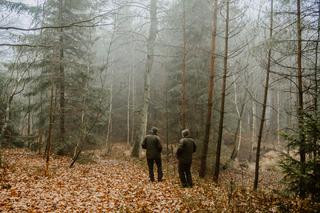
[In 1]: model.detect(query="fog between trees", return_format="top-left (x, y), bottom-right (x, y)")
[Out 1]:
top-left (0, 0), bottom-right (319, 196)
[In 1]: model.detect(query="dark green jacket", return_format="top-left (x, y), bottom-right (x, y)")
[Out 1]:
top-left (176, 137), bottom-right (196, 164)
top-left (142, 134), bottom-right (162, 159)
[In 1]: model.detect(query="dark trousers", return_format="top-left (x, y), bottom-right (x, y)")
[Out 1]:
top-left (147, 158), bottom-right (163, 181)
top-left (178, 162), bottom-right (192, 187)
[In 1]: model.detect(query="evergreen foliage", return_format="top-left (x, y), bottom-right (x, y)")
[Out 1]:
top-left (18, 0), bottom-right (106, 155)
top-left (280, 112), bottom-right (320, 201)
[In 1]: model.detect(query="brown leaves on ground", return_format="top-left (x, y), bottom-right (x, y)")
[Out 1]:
top-left (0, 149), bottom-right (319, 212)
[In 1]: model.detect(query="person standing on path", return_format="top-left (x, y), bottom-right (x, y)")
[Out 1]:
top-left (142, 127), bottom-right (163, 182)
top-left (176, 129), bottom-right (196, 188)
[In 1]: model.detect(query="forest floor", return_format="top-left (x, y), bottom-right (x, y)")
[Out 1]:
top-left (0, 148), bottom-right (319, 212)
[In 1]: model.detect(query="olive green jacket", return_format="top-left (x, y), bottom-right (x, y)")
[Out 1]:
top-left (176, 137), bottom-right (196, 164)
top-left (142, 134), bottom-right (162, 159)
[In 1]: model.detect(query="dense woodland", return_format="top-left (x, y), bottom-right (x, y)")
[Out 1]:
top-left (0, 0), bottom-right (320, 211)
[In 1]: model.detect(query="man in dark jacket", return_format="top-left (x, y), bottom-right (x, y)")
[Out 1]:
top-left (176, 129), bottom-right (196, 188)
top-left (142, 127), bottom-right (163, 182)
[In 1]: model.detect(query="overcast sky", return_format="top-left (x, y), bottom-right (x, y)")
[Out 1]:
top-left (15, 0), bottom-right (42, 6)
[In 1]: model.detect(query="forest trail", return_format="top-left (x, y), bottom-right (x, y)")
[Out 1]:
top-left (0, 149), bottom-right (317, 212)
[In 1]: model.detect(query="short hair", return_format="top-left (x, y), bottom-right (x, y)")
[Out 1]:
top-left (182, 129), bottom-right (190, 137)
top-left (151, 127), bottom-right (158, 134)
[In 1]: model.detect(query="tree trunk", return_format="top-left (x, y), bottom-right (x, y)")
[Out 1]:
top-left (37, 91), bottom-right (44, 154)
top-left (45, 83), bottom-right (54, 176)
top-left (74, 74), bottom-right (88, 159)
top-left (127, 37), bottom-right (135, 146)
top-left (277, 90), bottom-right (280, 146)
top-left (199, 0), bottom-right (218, 178)
top-left (131, 0), bottom-right (158, 158)
top-left (27, 95), bottom-right (31, 137)
top-left (253, 0), bottom-right (273, 191)
top-left (27, 68), bottom-right (32, 148)
top-left (313, 2), bottom-right (320, 198)
top-left (131, 66), bottom-right (135, 145)
top-left (180, 0), bottom-right (187, 129)
top-left (166, 77), bottom-right (169, 173)
top-left (296, 0), bottom-right (306, 197)
top-left (1, 97), bottom-right (12, 136)
top-left (127, 70), bottom-right (131, 146)
top-left (249, 100), bottom-right (256, 162)
top-left (105, 69), bottom-right (113, 154)
top-left (1, 76), bottom-right (20, 136)
top-left (130, 35), bottom-right (136, 145)
top-left (230, 104), bottom-right (245, 161)
top-left (38, 129), bottom-right (43, 154)
top-left (58, 0), bottom-right (65, 147)
top-left (314, 1), bottom-right (319, 114)
top-left (213, 0), bottom-right (229, 183)
top-left (230, 72), bottom-right (247, 161)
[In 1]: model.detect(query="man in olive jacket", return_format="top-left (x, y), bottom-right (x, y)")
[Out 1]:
top-left (176, 129), bottom-right (196, 187)
top-left (142, 127), bottom-right (163, 182)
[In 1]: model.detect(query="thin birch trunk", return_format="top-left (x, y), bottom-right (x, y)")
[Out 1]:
top-left (249, 100), bottom-right (256, 162)
top-left (102, 11), bottom-right (119, 154)
top-left (105, 69), bottom-right (113, 154)
top-left (230, 106), bottom-right (245, 161)
top-left (131, 0), bottom-right (158, 158)
top-left (230, 72), bottom-right (246, 160)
